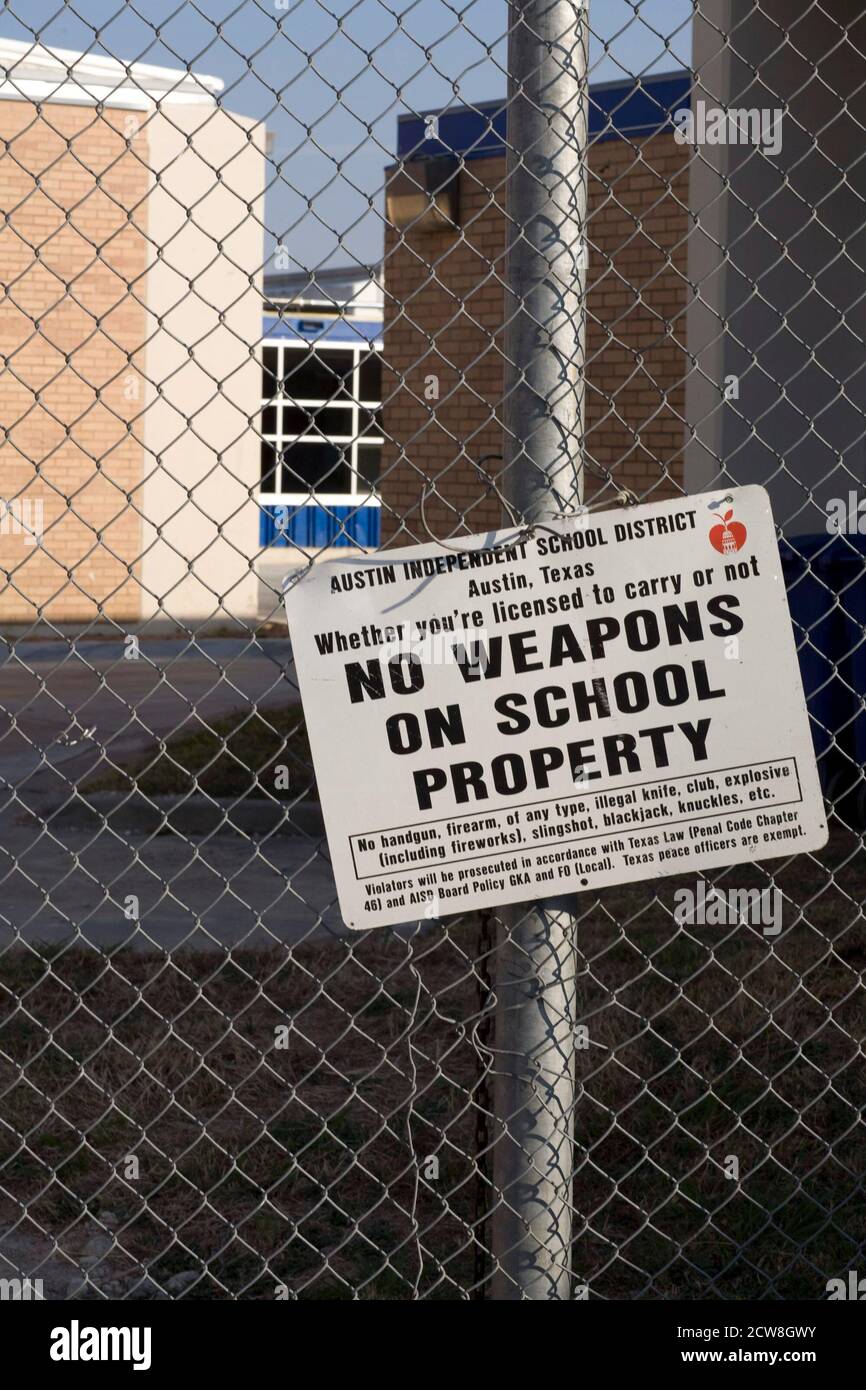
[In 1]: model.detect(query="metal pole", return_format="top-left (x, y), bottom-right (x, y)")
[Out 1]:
top-left (491, 0), bottom-right (589, 1299)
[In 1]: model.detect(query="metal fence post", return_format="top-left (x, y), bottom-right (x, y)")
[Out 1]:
top-left (491, 0), bottom-right (589, 1299)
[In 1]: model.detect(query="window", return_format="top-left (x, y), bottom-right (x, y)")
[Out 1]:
top-left (356, 444), bottom-right (381, 486)
top-left (358, 351), bottom-right (382, 402)
top-left (259, 339), bottom-right (382, 498)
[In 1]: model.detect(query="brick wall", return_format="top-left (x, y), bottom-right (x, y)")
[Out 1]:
top-left (379, 130), bottom-right (690, 544)
top-left (0, 102), bottom-right (149, 622)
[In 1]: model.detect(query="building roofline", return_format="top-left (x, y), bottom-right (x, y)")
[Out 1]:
top-left (395, 69), bottom-right (692, 161)
top-left (0, 37), bottom-right (223, 109)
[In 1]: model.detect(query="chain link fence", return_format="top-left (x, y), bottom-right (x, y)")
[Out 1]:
top-left (0, 0), bottom-right (864, 1300)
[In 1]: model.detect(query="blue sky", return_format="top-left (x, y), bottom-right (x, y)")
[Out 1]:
top-left (0, 0), bottom-right (693, 272)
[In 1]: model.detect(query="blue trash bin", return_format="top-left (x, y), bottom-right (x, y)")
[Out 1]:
top-left (778, 534), bottom-right (855, 807)
top-left (826, 534), bottom-right (866, 824)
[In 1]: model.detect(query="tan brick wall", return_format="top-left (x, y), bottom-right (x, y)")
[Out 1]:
top-left (0, 101), bottom-right (148, 622)
top-left (379, 130), bottom-right (689, 544)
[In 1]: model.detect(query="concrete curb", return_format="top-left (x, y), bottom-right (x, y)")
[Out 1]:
top-left (0, 637), bottom-right (293, 668)
top-left (25, 792), bottom-right (325, 837)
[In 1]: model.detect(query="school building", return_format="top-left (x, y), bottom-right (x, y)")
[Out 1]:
top-left (255, 72), bottom-right (694, 583)
top-left (0, 56), bottom-right (717, 624)
top-left (0, 38), bottom-right (265, 626)
top-left (377, 72), bottom-right (692, 545)
top-left (3, 33), bottom-right (860, 630)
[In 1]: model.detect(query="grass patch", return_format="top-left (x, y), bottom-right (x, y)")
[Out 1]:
top-left (85, 704), bottom-right (313, 801)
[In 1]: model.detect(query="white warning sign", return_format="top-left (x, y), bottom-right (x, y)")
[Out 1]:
top-left (285, 485), bottom-right (828, 929)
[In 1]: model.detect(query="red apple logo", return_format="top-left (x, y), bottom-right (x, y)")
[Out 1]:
top-left (709, 508), bottom-right (747, 554)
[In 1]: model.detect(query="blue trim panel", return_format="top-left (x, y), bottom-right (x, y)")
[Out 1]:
top-left (396, 70), bottom-right (692, 162)
top-left (260, 502), bottom-right (381, 548)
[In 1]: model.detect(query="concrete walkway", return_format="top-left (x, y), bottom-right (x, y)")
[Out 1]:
top-left (0, 820), bottom-right (348, 950)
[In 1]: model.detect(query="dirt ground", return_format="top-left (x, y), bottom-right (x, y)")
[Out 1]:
top-left (0, 825), bottom-right (862, 1300)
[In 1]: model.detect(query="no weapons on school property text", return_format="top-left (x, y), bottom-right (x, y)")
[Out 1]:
top-left (285, 485), bottom-right (828, 930)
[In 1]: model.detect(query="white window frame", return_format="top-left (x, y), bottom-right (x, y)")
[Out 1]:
top-left (257, 336), bottom-right (383, 506)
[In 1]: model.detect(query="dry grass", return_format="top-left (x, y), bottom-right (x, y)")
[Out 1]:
top-left (85, 705), bottom-right (312, 801)
top-left (0, 827), bottom-right (863, 1300)
top-left (0, 932), bottom-right (486, 1299)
